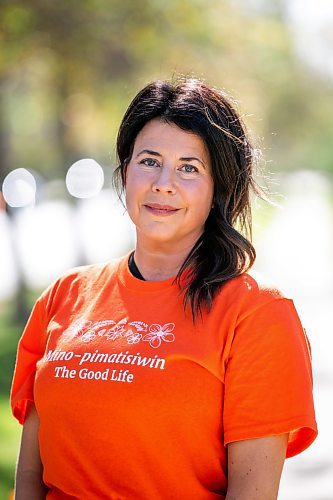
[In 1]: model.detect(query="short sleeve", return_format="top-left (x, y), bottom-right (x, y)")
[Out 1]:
top-left (10, 297), bottom-right (47, 424)
top-left (223, 297), bottom-right (317, 458)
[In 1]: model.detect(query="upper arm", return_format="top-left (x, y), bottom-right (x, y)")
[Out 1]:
top-left (16, 403), bottom-right (43, 476)
top-left (226, 434), bottom-right (288, 500)
top-left (15, 403), bottom-right (48, 499)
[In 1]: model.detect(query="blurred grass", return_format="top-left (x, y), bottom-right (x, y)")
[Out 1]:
top-left (0, 289), bottom-right (43, 498)
top-left (0, 302), bottom-right (23, 500)
top-left (0, 396), bottom-right (20, 500)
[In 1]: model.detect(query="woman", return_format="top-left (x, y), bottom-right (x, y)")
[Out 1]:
top-left (11, 78), bottom-right (317, 499)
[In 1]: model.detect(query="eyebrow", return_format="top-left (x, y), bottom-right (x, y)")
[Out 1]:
top-left (136, 149), bottom-right (207, 168)
top-left (136, 149), bottom-right (162, 158)
top-left (180, 156), bottom-right (206, 168)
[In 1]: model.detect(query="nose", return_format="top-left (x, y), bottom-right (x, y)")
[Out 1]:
top-left (151, 165), bottom-right (176, 194)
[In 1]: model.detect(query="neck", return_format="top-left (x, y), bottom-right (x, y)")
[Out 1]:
top-left (134, 240), bottom-right (196, 281)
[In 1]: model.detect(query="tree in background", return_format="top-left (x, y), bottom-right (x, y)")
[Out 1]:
top-left (1, 0), bottom-right (332, 184)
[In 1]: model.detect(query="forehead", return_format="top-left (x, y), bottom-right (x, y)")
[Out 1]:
top-left (133, 119), bottom-right (210, 160)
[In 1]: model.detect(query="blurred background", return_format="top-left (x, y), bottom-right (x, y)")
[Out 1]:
top-left (0, 0), bottom-right (332, 498)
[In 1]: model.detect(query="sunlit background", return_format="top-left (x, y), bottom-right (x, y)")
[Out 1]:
top-left (0, 1), bottom-right (332, 498)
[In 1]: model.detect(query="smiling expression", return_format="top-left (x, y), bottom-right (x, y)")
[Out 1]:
top-left (125, 119), bottom-right (214, 249)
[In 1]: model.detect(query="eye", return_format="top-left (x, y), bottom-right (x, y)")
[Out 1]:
top-left (179, 164), bottom-right (198, 174)
top-left (140, 158), bottom-right (160, 168)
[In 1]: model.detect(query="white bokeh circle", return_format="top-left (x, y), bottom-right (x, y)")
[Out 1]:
top-left (2, 168), bottom-right (37, 207)
top-left (66, 159), bottom-right (104, 198)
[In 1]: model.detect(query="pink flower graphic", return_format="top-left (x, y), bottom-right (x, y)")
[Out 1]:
top-left (142, 323), bottom-right (175, 348)
top-left (97, 329), bottom-right (107, 337)
top-left (81, 330), bottom-right (96, 343)
top-left (66, 319), bottom-right (92, 339)
top-left (105, 324), bottom-right (126, 340)
top-left (126, 331), bottom-right (143, 344)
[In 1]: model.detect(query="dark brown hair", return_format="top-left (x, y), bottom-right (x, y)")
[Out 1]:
top-left (114, 78), bottom-right (260, 319)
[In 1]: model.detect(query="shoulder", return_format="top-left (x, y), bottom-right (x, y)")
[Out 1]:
top-left (215, 269), bottom-right (292, 320)
top-left (229, 269), bottom-right (287, 299)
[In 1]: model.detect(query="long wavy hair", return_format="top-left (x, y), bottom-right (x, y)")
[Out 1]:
top-left (113, 78), bottom-right (261, 320)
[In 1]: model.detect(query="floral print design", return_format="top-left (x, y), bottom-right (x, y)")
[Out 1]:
top-left (65, 319), bottom-right (93, 340)
top-left (142, 323), bottom-right (175, 349)
top-left (69, 317), bottom-right (175, 348)
top-left (125, 330), bottom-right (143, 344)
top-left (105, 324), bottom-right (126, 341)
top-left (81, 330), bottom-right (96, 343)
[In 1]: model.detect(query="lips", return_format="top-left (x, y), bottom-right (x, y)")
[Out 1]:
top-left (145, 203), bottom-right (178, 210)
top-left (143, 203), bottom-right (180, 215)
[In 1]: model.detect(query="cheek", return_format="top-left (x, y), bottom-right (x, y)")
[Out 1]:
top-left (125, 189), bottom-right (138, 227)
top-left (186, 191), bottom-right (213, 225)
top-left (125, 185), bottom-right (136, 214)
top-left (188, 180), bottom-right (213, 210)
top-left (125, 170), bottom-right (137, 201)
top-left (125, 171), bottom-right (146, 216)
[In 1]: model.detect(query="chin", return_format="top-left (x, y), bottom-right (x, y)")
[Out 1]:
top-left (145, 233), bottom-right (179, 244)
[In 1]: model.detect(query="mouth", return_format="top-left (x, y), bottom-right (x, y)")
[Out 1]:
top-left (143, 203), bottom-right (180, 216)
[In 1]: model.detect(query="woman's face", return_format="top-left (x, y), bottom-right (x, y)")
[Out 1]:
top-left (125, 118), bottom-right (214, 250)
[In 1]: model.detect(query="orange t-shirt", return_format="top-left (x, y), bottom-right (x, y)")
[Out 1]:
top-left (11, 254), bottom-right (317, 499)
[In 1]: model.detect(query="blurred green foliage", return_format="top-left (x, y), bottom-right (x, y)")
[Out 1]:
top-left (0, 293), bottom-right (41, 499)
top-left (1, 0), bottom-right (332, 184)
top-left (0, 397), bottom-right (20, 499)
top-left (0, 303), bottom-right (21, 499)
